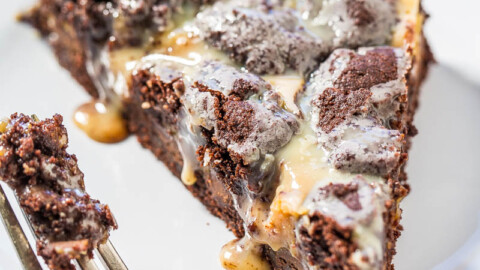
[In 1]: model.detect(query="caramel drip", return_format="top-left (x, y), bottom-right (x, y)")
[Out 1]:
top-left (263, 75), bottom-right (304, 115)
top-left (220, 238), bottom-right (271, 270)
top-left (161, 31), bottom-right (204, 58)
top-left (73, 100), bottom-right (129, 143)
top-left (392, 0), bottom-right (423, 51)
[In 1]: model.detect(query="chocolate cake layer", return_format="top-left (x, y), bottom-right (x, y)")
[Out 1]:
top-left (0, 114), bottom-right (117, 270)
top-left (21, 0), bottom-right (432, 269)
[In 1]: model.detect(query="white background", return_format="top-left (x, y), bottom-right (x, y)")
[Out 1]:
top-left (1, 0), bottom-right (480, 269)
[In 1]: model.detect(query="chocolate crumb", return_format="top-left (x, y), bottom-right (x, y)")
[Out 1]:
top-left (297, 212), bottom-right (358, 269)
top-left (130, 68), bottom-right (183, 129)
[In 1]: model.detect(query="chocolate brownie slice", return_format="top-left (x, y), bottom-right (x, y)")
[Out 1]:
top-left (20, 0), bottom-right (433, 269)
top-left (0, 114), bottom-right (117, 270)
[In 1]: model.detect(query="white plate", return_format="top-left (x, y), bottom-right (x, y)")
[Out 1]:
top-left (1, 1), bottom-right (480, 269)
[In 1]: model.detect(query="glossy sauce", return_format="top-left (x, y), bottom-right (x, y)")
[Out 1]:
top-left (263, 75), bottom-right (304, 115)
top-left (220, 238), bottom-right (271, 270)
top-left (73, 100), bottom-right (129, 143)
top-left (0, 120), bottom-right (7, 134)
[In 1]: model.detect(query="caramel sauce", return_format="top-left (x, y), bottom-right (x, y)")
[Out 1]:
top-left (1, 120), bottom-right (11, 156)
top-left (161, 31), bottom-right (204, 58)
top-left (392, 0), bottom-right (422, 50)
top-left (220, 238), bottom-right (271, 270)
top-left (271, 125), bottom-right (329, 216)
top-left (109, 22), bottom-right (232, 81)
top-left (108, 31), bottom-right (208, 82)
top-left (73, 100), bottom-right (129, 144)
top-left (148, 27), bottom-right (232, 68)
top-left (263, 75), bottom-right (304, 114)
top-left (179, 147), bottom-right (197, 185)
top-left (235, 125), bottom-right (329, 253)
top-left (0, 120), bottom-right (7, 133)
top-left (109, 48), bottom-right (146, 85)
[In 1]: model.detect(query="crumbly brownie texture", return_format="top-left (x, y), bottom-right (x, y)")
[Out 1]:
top-left (21, 0), bottom-right (433, 269)
top-left (297, 214), bottom-right (357, 268)
top-left (0, 114), bottom-right (117, 270)
top-left (20, 0), bottom-right (99, 97)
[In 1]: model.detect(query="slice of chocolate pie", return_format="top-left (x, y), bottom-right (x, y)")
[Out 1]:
top-left (0, 114), bottom-right (117, 270)
top-left (20, 0), bottom-right (432, 269)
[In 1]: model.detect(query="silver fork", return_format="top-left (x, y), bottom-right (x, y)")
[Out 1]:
top-left (0, 185), bottom-right (128, 270)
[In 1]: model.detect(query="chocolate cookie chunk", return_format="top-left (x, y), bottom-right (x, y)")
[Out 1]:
top-left (195, 2), bottom-right (327, 75)
top-left (306, 47), bottom-right (410, 175)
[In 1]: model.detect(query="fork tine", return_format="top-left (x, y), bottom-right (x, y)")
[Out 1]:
top-left (0, 184), bottom-right (42, 270)
top-left (97, 240), bottom-right (128, 270)
top-left (77, 256), bottom-right (100, 270)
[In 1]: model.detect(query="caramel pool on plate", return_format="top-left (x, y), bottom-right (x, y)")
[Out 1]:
top-left (73, 100), bottom-right (129, 144)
